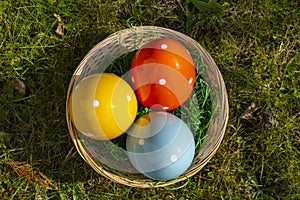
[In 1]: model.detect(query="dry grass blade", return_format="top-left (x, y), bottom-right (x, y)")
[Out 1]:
top-left (54, 13), bottom-right (64, 35)
top-left (7, 79), bottom-right (26, 94)
top-left (240, 102), bottom-right (260, 120)
top-left (6, 161), bottom-right (58, 190)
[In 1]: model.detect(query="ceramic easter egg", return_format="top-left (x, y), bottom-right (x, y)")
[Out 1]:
top-left (130, 38), bottom-right (196, 111)
top-left (69, 73), bottom-right (137, 140)
top-left (126, 112), bottom-right (195, 180)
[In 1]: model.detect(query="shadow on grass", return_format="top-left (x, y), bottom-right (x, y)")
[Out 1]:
top-left (0, 22), bottom-right (112, 187)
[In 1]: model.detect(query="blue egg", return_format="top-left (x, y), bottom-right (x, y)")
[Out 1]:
top-left (126, 111), bottom-right (195, 180)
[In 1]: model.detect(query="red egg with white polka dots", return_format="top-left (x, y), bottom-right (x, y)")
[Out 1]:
top-left (130, 38), bottom-right (196, 111)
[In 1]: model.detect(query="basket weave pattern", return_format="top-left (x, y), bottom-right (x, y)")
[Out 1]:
top-left (66, 26), bottom-right (228, 188)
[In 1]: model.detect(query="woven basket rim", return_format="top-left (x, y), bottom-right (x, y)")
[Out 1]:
top-left (65, 26), bottom-right (229, 188)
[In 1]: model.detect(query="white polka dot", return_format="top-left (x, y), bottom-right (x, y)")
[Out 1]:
top-left (170, 154), bottom-right (178, 162)
top-left (111, 104), bottom-right (115, 108)
top-left (161, 44), bottom-right (168, 49)
top-left (126, 94), bottom-right (131, 101)
top-left (159, 78), bottom-right (166, 85)
top-left (188, 77), bottom-right (193, 84)
top-left (87, 133), bottom-right (94, 137)
top-left (138, 139), bottom-right (144, 145)
top-left (175, 62), bottom-right (179, 67)
top-left (92, 100), bottom-right (100, 107)
top-left (163, 106), bottom-right (169, 110)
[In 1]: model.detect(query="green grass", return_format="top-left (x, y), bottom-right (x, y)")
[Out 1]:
top-left (1, 0), bottom-right (299, 199)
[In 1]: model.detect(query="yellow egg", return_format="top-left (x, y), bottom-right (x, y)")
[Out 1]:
top-left (69, 73), bottom-right (137, 140)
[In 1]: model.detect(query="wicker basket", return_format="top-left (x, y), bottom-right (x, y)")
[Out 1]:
top-left (66, 26), bottom-right (229, 188)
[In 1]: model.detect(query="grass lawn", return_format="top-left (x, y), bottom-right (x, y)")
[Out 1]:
top-left (0, 0), bottom-right (299, 199)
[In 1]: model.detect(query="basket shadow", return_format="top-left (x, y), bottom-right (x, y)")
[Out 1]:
top-left (0, 27), bottom-right (116, 186)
